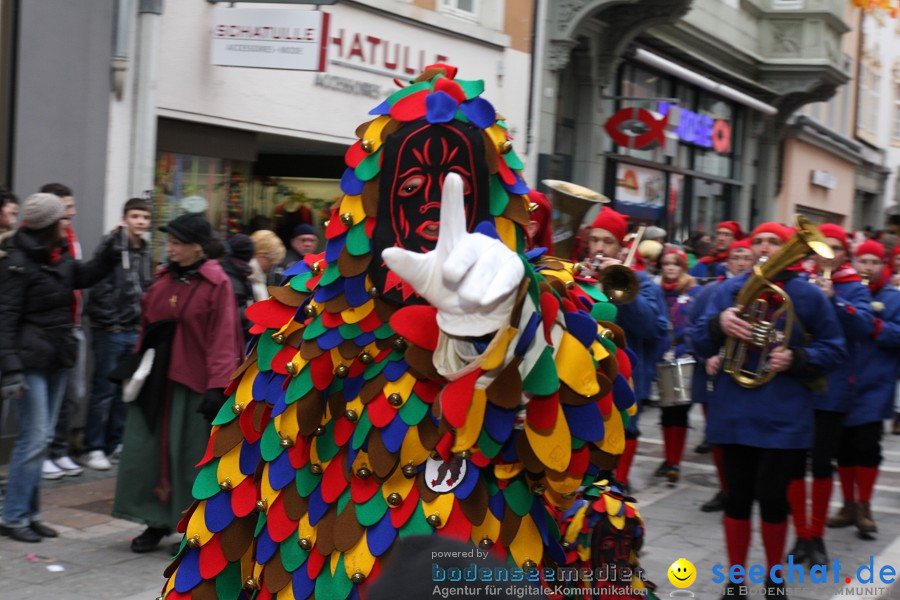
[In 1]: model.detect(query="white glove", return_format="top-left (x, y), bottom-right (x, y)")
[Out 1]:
top-left (381, 173), bottom-right (525, 337)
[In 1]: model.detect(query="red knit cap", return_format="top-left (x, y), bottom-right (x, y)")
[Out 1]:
top-left (716, 221), bottom-right (744, 240)
top-left (728, 238), bottom-right (751, 253)
top-left (818, 224), bottom-right (849, 252)
top-left (589, 207), bottom-right (628, 245)
top-left (750, 222), bottom-right (790, 243)
top-left (661, 247), bottom-right (688, 269)
top-left (855, 240), bottom-right (885, 260)
top-left (891, 244), bottom-right (900, 259)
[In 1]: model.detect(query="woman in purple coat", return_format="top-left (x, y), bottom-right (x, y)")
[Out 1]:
top-left (112, 213), bottom-right (244, 553)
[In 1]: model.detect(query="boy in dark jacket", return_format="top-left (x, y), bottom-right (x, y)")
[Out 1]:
top-left (82, 198), bottom-right (153, 470)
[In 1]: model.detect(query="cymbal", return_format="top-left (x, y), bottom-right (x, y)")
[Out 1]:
top-left (541, 179), bottom-right (610, 204)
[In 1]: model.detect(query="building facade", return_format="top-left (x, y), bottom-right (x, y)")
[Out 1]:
top-left (531, 0), bottom-right (851, 244)
top-left (104, 0), bottom-right (536, 259)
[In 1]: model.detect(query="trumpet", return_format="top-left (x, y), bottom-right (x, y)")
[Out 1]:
top-left (722, 215), bottom-right (834, 388)
top-left (578, 226), bottom-right (644, 305)
top-left (809, 265), bottom-right (832, 290)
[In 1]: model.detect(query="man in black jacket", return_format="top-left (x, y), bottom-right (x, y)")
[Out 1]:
top-left (82, 198), bottom-right (153, 471)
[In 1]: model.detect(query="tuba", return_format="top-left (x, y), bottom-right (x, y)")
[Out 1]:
top-left (722, 215), bottom-right (834, 388)
top-left (542, 179), bottom-right (640, 304)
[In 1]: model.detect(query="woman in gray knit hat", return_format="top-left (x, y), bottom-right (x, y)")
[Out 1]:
top-left (0, 193), bottom-right (120, 543)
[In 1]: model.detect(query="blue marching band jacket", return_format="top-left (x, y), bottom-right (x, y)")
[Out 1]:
top-left (690, 273), bottom-right (845, 449)
top-left (845, 283), bottom-right (900, 427)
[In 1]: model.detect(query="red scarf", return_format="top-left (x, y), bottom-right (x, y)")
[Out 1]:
top-left (830, 262), bottom-right (862, 284)
top-left (699, 251), bottom-right (728, 264)
top-left (868, 266), bottom-right (893, 294)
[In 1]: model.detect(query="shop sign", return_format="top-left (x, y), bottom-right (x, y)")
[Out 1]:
top-left (810, 169), bottom-right (837, 190)
top-left (329, 28), bottom-right (449, 78)
top-left (211, 8), bottom-right (329, 71)
top-left (313, 74), bottom-right (389, 99)
top-left (658, 102), bottom-right (732, 154)
top-left (603, 107), bottom-right (679, 156)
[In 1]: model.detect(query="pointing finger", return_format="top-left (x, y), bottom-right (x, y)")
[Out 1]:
top-left (435, 173), bottom-right (467, 257)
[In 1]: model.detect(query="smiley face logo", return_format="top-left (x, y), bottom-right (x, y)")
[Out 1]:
top-left (667, 558), bottom-right (696, 588)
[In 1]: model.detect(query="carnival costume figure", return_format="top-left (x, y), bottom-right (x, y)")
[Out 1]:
top-left (160, 65), bottom-right (653, 600)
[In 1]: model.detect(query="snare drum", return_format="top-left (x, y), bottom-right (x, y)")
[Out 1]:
top-left (656, 357), bottom-right (695, 407)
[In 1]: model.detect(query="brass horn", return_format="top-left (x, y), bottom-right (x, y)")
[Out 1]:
top-left (722, 215), bottom-right (834, 388)
top-left (541, 179), bottom-right (609, 260)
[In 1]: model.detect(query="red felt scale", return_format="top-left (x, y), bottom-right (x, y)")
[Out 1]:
top-left (350, 470), bottom-right (380, 503)
top-left (246, 298), bottom-right (297, 330)
top-left (270, 346), bottom-right (299, 376)
top-left (365, 394), bottom-right (396, 428)
top-left (288, 439), bottom-right (311, 469)
top-left (567, 446), bottom-right (589, 475)
top-left (389, 90), bottom-right (428, 121)
top-left (231, 476), bottom-right (258, 517)
top-left (439, 368), bottom-right (481, 429)
top-left (320, 454), bottom-right (349, 503)
top-left (344, 140), bottom-right (367, 169)
top-left (525, 393), bottom-right (559, 430)
top-left (306, 546), bottom-right (327, 579)
top-left (389, 485), bottom-right (420, 528)
top-left (389, 306), bottom-right (440, 352)
top-left (440, 498), bottom-right (472, 541)
top-left (333, 416), bottom-right (355, 447)
top-left (265, 494), bottom-right (296, 543)
top-left (195, 433), bottom-right (217, 467)
top-left (239, 404), bottom-right (264, 444)
top-left (199, 533), bottom-right (228, 579)
top-left (539, 292), bottom-right (559, 345)
top-left (310, 354), bottom-right (336, 391)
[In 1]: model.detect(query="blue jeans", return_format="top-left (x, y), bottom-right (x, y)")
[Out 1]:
top-left (83, 328), bottom-right (138, 453)
top-left (2, 368), bottom-right (70, 527)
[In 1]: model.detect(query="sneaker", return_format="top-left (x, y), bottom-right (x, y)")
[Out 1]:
top-left (109, 444), bottom-right (123, 464)
top-left (52, 455), bottom-right (83, 477)
top-left (85, 450), bottom-right (111, 471)
top-left (41, 459), bottom-right (64, 480)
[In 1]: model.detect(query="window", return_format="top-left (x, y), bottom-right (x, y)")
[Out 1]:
top-left (441, 0), bottom-right (478, 19)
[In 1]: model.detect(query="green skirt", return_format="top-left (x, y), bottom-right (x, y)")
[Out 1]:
top-left (112, 383), bottom-right (210, 531)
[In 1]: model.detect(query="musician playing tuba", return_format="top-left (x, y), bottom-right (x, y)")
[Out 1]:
top-left (787, 224), bottom-right (873, 568)
top-left (690, 221), bottom-right (845, 599)
top-left (581, 207), bottom-right (668, 492)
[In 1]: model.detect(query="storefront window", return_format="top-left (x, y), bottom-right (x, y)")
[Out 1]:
top-left (608, 61), bottom-right (744, 231)
top-left (617, 63), bottom-right (673, 164)
top-left (153, 151), bottom-right (340, 263)
top-left (689, 179), bottom-right (729, 233)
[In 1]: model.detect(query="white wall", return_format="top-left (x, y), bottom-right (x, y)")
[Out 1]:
top-left (151, 2), bottom-right (530, 160)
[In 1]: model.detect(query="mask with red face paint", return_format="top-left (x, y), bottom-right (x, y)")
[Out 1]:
top-left (372, 119), bottom-right (490, 304)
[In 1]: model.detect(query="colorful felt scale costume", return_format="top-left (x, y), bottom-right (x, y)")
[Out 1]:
top-left (160, 65), bottom-right (653, 600)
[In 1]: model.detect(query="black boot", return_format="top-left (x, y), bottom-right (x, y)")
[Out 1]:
top-left (808, 537), bottom-right (828, 567)
top-left (701, 491), bottom-right (726, 512)
top-left (654, 460), bottom-right (670, 478)
top-left (786, 537), bottom-right (810, 566)
top-left (764, 576), bottom-right (787, 599)
top-left (130, 526), bottom-right (170, 553)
